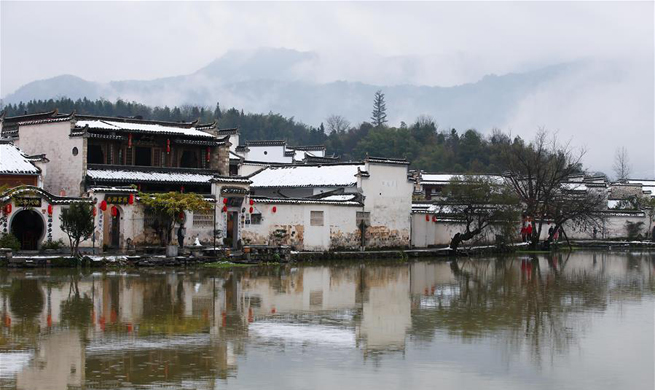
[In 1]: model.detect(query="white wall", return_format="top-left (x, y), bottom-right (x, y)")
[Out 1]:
top-left (15, 121), bottom-right (85, 197)
top-left (245, 145), bottom-right (292, 163)
top-left (241, 202), bottom-right (362, 251)
top-left (360, 162), bottom-right (414, 248)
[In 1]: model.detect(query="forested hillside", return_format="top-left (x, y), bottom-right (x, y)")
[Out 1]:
top-left (2, 97), bottom-right (515, 173)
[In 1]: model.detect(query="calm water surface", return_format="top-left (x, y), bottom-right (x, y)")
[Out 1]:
top-left (0, 252), bottom-right (653, 390)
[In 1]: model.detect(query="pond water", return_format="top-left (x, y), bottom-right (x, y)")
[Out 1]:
top-left (0, 252), bottom-right (653, 390)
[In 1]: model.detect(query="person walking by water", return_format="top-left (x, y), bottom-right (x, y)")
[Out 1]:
top-left (178, 222), bottom-right (186, 248)
top-left (525, 223), bottom-right (533, 243)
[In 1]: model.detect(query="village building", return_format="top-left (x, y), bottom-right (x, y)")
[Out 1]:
top-left (241, 157), bottom-right (414, 250)
top-left (0, 141), bottom-right (90, 250)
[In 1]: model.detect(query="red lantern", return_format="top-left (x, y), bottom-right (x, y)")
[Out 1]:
top-left (222, 205), bottom-right (227, 212)
top-left (100, 200), bottom-right (107, 211)
top-left (249, 206), bottom-right (253, 213)
top-left (4, 204), bottom-right (11, 214)
top-left (93, 207), bottom-right (97, 216)
top-left (249, 199), bottom-right (254, 206)
top-left (222, 198), bottom-right (228, 204)
top-left (128, 133), bottom-right (133, 148)
top-left (206, 147), bottom-right (211, 163)
top-left (180, 186), bottom-right (185, 193)
top-left (47, 204), bottom-right (53, 215)
top-left (272, 206), bottom-right (277, 213)
top-left (111, 206), bottom-right (118, 217)
top-left (128, 194), bottom-right (134, 205)
top-left (432, 215), bottom-right (437, 222)
top-left (166, 139), bottom-right (171, 154)
top-left (178, 211), bottom-right (185, 220)
top-left (425, 214), bottom-right (430, 222)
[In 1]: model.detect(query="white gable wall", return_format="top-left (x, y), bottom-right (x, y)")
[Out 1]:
top-left (246, 145), bottom-right (292, 163)
top-left (360, 162), bottom-right (413, 248)
top-left (14, 121), bottom-right (85, 196)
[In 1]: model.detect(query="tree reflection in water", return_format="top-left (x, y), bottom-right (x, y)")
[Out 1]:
top-left (0, 253), bottom-right (652, 389)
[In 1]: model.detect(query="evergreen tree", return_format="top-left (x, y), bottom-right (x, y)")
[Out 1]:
top-left (371, 90), bottom-right (388, 128)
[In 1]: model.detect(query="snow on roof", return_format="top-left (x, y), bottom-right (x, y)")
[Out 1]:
top-left (76, 119), bottom-right (214, 138)
top-left (420, 173), bottom-right (505, 185)
top-left (627, 179), bottom-right (655, 197)
top-left (0, 143), bottom-right (40, 175)
top-left (87, 169), bottom-right (214, 184)
top-left (249, 164), bottom-right (364, 188)
top-left (320, 194), bottom-right (358, 201)
top-left (561, 182), bottom-right (588, 191)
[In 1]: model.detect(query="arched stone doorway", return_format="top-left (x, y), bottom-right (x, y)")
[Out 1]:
top-left (11, 209), bottom-right (44, 250)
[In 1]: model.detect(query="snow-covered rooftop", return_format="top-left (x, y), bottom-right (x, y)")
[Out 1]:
top-left (76, 119), bottom-right (215, 138)
top-left (249, 164), bottom-right (364, 188)
top-left (420, 173), bottom-right (505, 185)
top-left (0, 143), bottom-right (40, 175)
top-left (320, 194), bottom-right (358, 201)
top-left (627, 179), bottom-right (655, 197)
top-left (87, 169), bottom-right (214, 184)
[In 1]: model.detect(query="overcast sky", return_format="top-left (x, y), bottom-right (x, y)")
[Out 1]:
top-left (1, 1), bottom-right (653, 177)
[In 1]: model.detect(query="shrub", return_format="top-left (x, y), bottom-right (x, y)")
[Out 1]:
top-left (41, 239), bottom-right (65, 250)
top-left (0, 233), bottom-right (20, 251)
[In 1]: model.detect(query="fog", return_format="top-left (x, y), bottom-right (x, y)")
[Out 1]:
top-left (1, 1), bottom-right (653, 177)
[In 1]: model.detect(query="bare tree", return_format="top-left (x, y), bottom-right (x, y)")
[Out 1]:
top-left (326, 115), bottom-right (350, 134)
top-left (442, 175), bottom-right (520, 253)
top-left (500, 130), bottom-right (604, 247)
top-left (613, 146), bottom-right (631, 182)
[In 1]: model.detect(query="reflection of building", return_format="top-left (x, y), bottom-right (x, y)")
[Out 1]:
top-left (16, 330), bottom-right (84, 390)
top-left (357, 266), bottom-right (411, 352)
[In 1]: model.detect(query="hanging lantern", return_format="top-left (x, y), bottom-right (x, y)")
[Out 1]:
top-left (166, 139), bottom-right (171, 154)
top-left (4, 204), bottom-right (11, 214)
top-left (222, 198), bottom-right (228, 204)
top-left (100, 200), bottom-right (107, 211)
top-left (128, 194), bottom-right (134, 205)
top-left (249, 199), bottom-right (254, 206)
top-left (249, 206), bottom-right (254, 213)
top-left (272, 206), bottom-right (277, 213)
top-left (432, 215), bottom-right (437, 222)
top-left (93, 207), bottom-right (97, 216)
top-left (111, 206), bottom-right (118, 217)
top-left (425, 214), bottom-right (430, 222)
top-left (128, 133), bottom-right (133, 148)
top-left (222, 205), bottom-right (227, 212)
top-left (47, 204), bottom-right (53, 215)
top-left (206, 147), bottom-right (211, 163)
top-left (180, 186), bottom-right (185, 193)
top-left (178, 211), bottom-right (185, 220)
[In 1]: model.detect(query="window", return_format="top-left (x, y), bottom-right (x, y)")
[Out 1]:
top-left (309, 290), bottom-right (323, 306)
top-left (72, 147), bottom-right (78, 156)
top-left (87, 144), bottom-right (104, 164)
top-left (153, 148), bottom-right (163, 167)
top-left (250, 213), bottom-right (262, 225)
top-left (310, 211), bottom-right (324, 226)
top-left (193, 209), bottom-right (213, 228)
top-left (180, 150), bottom-right (199, 168)
top-left (135, 147), bottom-right (152, 166)
top-left (356, 211), bottom-right (370, 227)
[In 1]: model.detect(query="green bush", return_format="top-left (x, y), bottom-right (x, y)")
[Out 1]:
top-left (0, 233), bottom-right (21, 251)
top-left (41, 239), bottom-right (65, 250)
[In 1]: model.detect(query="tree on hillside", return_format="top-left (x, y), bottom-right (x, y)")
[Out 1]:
top-left (371, 90), bottom-right (388, 128)
top-left (499, 130), bottom-right (603, 247)
top-left (442, 176), bottom-right (520, 253)
top-left (613, 146), bottom-right (631, 182)
top-left (60, 202), bottom-right (95, 257)
top-left (326, 114), bottom-right (350, 134)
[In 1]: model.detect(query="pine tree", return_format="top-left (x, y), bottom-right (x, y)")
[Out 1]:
top-left (371, 90), bottom-right (388, 127)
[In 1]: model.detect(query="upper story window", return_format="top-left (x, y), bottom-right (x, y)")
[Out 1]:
top-left (135, 147), bottom-right (152, 166)
top-left (88, 144), bottom-right (104, 164)
top-left (180, 150), bottom-right (199, 168)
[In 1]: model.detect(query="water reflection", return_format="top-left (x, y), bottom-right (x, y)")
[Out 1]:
top-left (1, 252), bottom-right (653, 390)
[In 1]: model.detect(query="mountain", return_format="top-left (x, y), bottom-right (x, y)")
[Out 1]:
top-left (3, 48), bottom-right (574, 130)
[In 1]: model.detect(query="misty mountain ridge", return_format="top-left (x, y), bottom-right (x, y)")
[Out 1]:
top-left (3, 48), bottom-right (579, 130)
